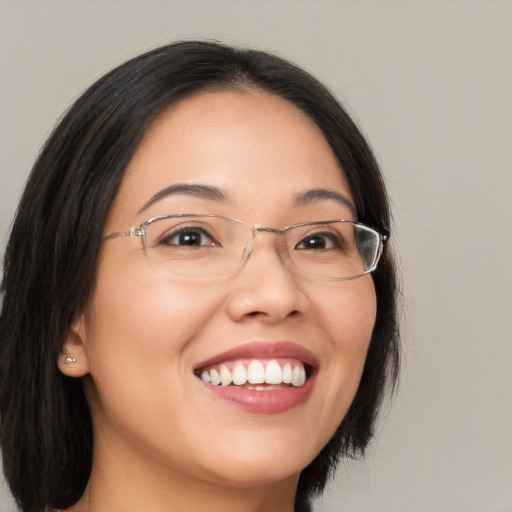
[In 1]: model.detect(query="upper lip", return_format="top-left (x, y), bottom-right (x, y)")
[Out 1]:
top-left (193, 341), bottom-right (320, 371)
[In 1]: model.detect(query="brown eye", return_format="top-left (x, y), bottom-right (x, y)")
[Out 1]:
top-left (161, 227), bottom-right (218, 247)
top-left (295, 232), bottom-right (343, 251)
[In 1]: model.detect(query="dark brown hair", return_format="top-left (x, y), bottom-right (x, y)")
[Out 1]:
top-left (0, 40), bottom-right (399, 512)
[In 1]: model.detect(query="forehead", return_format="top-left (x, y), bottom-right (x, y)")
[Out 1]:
top-left (107, 89), bottom-right (354, 227)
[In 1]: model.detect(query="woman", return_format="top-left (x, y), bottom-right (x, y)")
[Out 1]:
top-left (0, 41), bottom-right (399, 512)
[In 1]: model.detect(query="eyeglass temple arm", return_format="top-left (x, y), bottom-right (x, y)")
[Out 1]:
top-left (103, 227), bottom-right (144, 242)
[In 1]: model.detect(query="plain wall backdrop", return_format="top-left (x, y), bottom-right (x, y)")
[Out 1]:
top-left (0, 1), bottom-right (511, 511)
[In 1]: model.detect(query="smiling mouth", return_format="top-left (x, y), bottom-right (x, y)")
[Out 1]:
top-left (193, 342), bottom-right (319, 413)
top-left (194, 358), bottom-right (312, 389)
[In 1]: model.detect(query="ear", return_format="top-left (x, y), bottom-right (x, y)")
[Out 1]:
top-left (58, 315), bottom-right (90, 378)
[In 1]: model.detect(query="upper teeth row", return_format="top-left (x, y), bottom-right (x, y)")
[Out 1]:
top-left (199, 360), bottom-right (307, 387)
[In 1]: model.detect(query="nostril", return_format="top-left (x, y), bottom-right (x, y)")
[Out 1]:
top-left (245, 309), bottom-right (299, 318)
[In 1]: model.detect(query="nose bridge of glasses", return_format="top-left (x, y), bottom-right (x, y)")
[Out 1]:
top-left (251, 224), bottom-right (290, 251)
top-left (252, 224), bottom-right (285, 236)
top-left (241, 224), bottom-right (290, 263)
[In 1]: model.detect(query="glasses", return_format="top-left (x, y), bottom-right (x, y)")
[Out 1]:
top-left (104, 214), bottom-right (389, 280)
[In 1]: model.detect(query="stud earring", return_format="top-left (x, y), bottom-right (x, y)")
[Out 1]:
top-left (64, 356), bottom-right (77, 366)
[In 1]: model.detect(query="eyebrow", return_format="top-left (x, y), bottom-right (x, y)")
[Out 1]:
top-left (294, 189), bottom-right (357, 217)
top-left (139, 184), bottom-right (228, 212)
top-left (140, 183), bottom-right (357, 218)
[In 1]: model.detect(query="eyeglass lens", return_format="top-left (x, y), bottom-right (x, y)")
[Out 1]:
top-left (142, 215), bottom-right (381, 280)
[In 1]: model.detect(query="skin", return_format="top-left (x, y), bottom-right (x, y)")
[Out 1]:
top-left (59, 89), bottom-right (377, 512)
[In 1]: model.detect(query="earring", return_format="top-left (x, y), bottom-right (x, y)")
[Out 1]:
top-left (64, 356), bottom-right (77, 366)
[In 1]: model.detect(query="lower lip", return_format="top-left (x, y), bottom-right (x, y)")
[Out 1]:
top-left (199, 375), bottom-right (316, 414)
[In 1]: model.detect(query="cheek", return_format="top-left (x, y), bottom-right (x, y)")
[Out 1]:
top-left (311, 277), bottom-right (377, 404)
top-left (87, 278), bottom-right (222, 359)
top-left (319, 276), bottom-right (377, 351)
top-left (81, 256), bottom-right (228, 399)
top-left (81, 270), bottom-right (229, 445)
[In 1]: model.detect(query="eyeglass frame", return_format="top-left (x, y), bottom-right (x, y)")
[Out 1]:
top-left (103, 213), bottom-right (390, 281)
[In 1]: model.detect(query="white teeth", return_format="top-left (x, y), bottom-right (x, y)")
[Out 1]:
top-left (198, 359), bottom-right (308, 388)
top-left (247, 360), bottom-right (265, 384)
top-left (246, 384), bottom-right (284, 391)
top-left (291, 365), bottom-right (306, 387)
top-left (219, 365), bottom-right (232, 387)
top-left (265, 360), bottom-right (283, 384)
top-left (209, 368), bottom-right (221, 385)
top-left (299, 366), bottom-right (306, 386)
top-left (282, 363), bottom-right (292, 384)
top-left (232, 364), bottom-right (248, 385)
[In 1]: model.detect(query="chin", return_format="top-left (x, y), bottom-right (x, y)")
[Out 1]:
top-left (184, 432), bottom-right (321, 489)
top-left (202, 459), bottom-right (304, 490)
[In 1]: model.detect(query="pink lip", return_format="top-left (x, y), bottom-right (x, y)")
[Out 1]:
top-left (194, 341), bottom-right (319, 415)
top-left (193, 341), bottom-right (319, 370)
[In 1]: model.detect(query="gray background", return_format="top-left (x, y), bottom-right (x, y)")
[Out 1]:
top-left (1, 1), bottom-right (511, 511)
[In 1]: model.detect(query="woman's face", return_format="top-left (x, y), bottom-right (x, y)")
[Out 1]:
top-left (65, 89), bottom-right (377, 489)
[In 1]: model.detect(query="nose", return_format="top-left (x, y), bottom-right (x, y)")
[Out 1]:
top-left (225, 232), bottom-right (305, 324)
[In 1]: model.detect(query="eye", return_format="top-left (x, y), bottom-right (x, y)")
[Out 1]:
top-left (295, 232), bottom-right (343, 251)
top-left (160, 226), bottom-right (219, 248)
